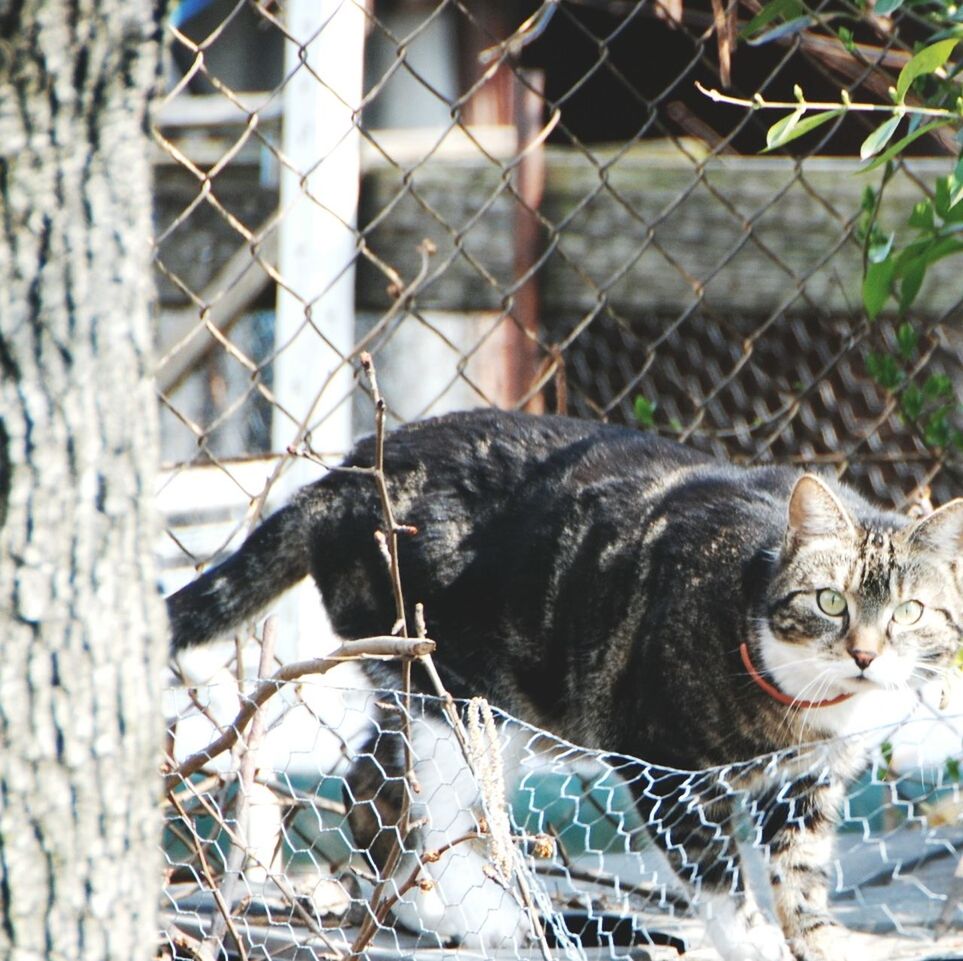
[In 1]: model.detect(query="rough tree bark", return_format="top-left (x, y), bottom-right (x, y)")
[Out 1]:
top-left (0, 2), bottom-right (168, 958)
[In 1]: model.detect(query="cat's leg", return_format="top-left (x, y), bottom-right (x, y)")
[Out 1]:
top-left (700, 892), bottom-right (794, 961)
top-left (631, 772), bottom-right (792, 961)
top-left (751, 777), bottom-right (846, 961)
top-left (343, 703), bottom-right (410, 881)
top-left (345, 703), bottom-right (530, 948)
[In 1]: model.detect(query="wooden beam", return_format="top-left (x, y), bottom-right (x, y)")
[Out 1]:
top-left (155, 92), bottom-right (283, 128)
top-left (356, 151), bottom-right (961, 319)
top-left (155, 227), bottom-right (278, 395)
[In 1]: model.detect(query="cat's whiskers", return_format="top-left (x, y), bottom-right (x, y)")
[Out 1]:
top-left (763, 652), bottom-right (833, 671)
top-left (782, 665), bottom-right (843, 739)
top-left (734, 632), bottom-right (830, 670)
top-left (795, 677), bottom-right (847, 746)
top-left (908, 666), bottom-right (943, 689)
top-left (775, 675), bottom-right (822, 734)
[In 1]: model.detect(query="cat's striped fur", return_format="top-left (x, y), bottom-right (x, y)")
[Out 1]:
top-left (168, 410), bottom-right (963, 961)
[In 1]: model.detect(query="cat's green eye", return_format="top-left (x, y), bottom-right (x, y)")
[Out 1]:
top-left (816, 588), bottom-right (847, 617)
top-left (892, 599), bottom-right (923, 626)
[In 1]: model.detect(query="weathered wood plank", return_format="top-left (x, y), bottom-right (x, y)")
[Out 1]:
top-left (357, 149), bottom-right (959, 318)
top-left (157, 226), bottom-right (278, 395)
top-left (154, 139), bottom-right (958, 318)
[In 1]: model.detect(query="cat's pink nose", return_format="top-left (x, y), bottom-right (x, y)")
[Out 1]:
top-left (850, 649), bottom-right (877, 671)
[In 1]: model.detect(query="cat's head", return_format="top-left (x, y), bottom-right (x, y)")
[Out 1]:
top-left (759, 475), bottom-right (962, 703)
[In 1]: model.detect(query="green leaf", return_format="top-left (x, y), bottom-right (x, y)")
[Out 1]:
top-left (633, 395), bottom-right (656, 428)
top-left (741, 0), bottom-right (805, 41)
top-left (875, 0), bottom-right (904, 12)
top-left (837, 26), bottom-right (855, 53)
top-left (761, 108), bottom-right (843, 152)
top-left (908, 199), bottom-right (935, 230)
top-left (862, 257), bottom-right (895, 320)
top-left (766, 108), bottom-right (804, 149)
top-left (746, 15), bottom-right (816, 46)
top-left (901, 384), bottom-right (924, 421)
top-left (868, 233), bottom-right (894, 263)
top-left (936, 176), bottom-right (951, 218)
top-left (866, 351), bottom-right (903, 389)
top-left (911, 235), bottom-right (963, 268)
top-left (923, 373), bottom-right (953, 399)
top-left (896, 321), bottom-right (918, 358)
top-left (740, 0), bottom-right (803, 38)
top-left (896, 38), bottom-right (960, 104)
top-left (898, 258), bottom-right (926, 311)
top-left (859, 120), bottom-right (952, 173)
top-left (860, 115), bottom-right (902, 160)
top-left (924, 408), bottom-right (950, 447)
top-left (948, 155), bottom-right (963, 210)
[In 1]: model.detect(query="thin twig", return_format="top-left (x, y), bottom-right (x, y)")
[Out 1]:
top-left (348, 352), bottom-right (422, 960)
top-left (204, 617), bottom-right (278, 958)
top-left (533, 862), bottom-right (691, 913)
top-left (348, 353), bottom-right (555, 959)
top-left (174, 767), bottom-right (345, 959)
top-left (168, 790), bottom-right (250, 961)
top-left (163, 922), bottom-right (216, 961)
top-left (370, 832), bottom-right (485, 926)
top-left (417, 638), bottom-right (557, 959)
top-left (695, 81), bottom-right (961, 119)
top-left (359, 351), bottom-right (413, 638)
top-left (165, 636), bottom-right (435, 791)
top-left (164, 772), bottom-right (226, 811)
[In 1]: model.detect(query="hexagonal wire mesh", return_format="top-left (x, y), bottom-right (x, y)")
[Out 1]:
top-left (155, 1), bottom-right (963, 959)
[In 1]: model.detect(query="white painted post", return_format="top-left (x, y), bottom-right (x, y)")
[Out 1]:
top-left (252, 0), bottom-right (365, 875)
top-left (268, 0), bottom-right (365, 662)
top-left (272, 0), bottom-right (363, 484)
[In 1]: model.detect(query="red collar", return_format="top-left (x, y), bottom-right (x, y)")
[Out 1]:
top-left (739, 642), bottom-right (854, 709)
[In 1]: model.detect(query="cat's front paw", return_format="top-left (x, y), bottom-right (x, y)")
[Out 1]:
top-left (703, 899), bottom-right (793, 961)
top-left (735, 924), bottom-right (793, 961)
top-left (389, 847), bottom-right (530, 949)
top-left (789, 924), bottom-right (891, 961)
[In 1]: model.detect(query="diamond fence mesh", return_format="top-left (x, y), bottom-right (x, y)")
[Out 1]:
top-left (155, 1), bottom-right (963, 958)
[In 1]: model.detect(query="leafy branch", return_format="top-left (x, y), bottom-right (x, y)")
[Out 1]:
top-left (865, 322), bottom-right (962, 453)
top-left (696, 37), bottom-right (962, 162)
top-left (699, 18), bottom-right (962, 456)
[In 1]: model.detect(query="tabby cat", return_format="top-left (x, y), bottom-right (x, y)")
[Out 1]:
top-left (168, 410), bottom-right (963, 961)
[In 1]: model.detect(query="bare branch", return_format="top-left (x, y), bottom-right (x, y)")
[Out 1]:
top-left (164, 636), bottom-right (435, 792)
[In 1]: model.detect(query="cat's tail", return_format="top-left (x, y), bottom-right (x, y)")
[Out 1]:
top-left (166, 499), bottom-right (312, 650)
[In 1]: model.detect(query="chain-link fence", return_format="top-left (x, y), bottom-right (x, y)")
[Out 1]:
top-left (154, 1), bottom-right (963, 958)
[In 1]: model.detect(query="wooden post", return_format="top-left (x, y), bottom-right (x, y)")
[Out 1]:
top-left (508, 68), bottom-right (547, 412)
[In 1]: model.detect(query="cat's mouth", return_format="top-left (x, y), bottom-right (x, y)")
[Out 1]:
top-left (839, 662), bottom-right (913, 693)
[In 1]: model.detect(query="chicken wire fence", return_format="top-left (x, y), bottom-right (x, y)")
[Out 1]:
top-left (154, 0), bottom-right (963, 958)
top-left (161, 636), bottom-right (963, 961)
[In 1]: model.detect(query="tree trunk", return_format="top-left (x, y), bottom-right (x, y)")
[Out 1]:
top-left (0, 3), bottom-right (167, 958)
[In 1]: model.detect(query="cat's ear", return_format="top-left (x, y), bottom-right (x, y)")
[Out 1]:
top-left (904, 498), bottom-right (963, 563)
top-left (786, 474), bottom-right (855, 550)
